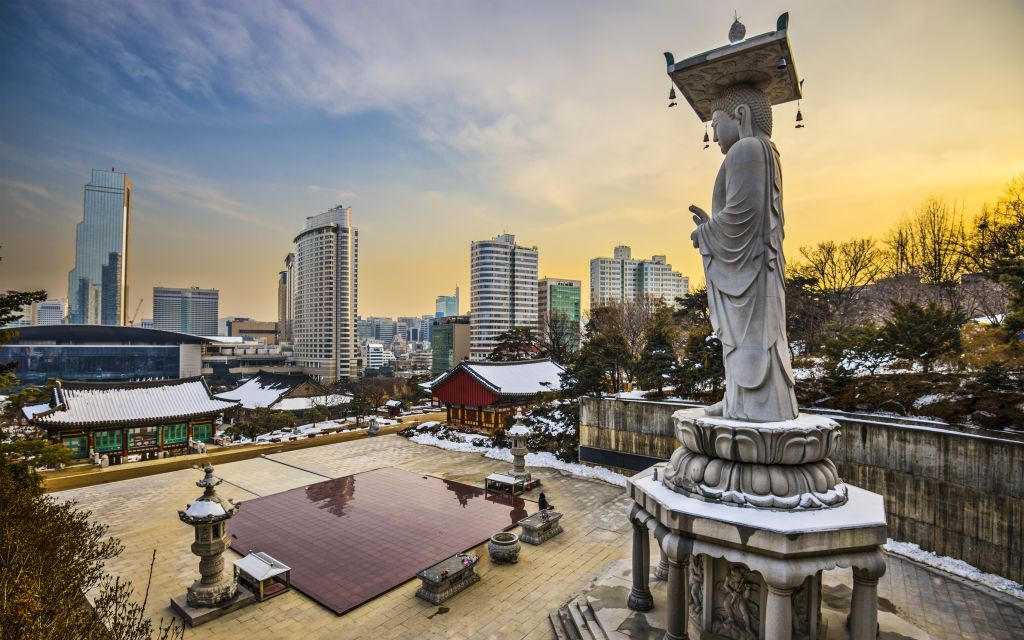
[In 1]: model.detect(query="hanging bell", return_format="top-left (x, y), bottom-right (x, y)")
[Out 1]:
top-left (703, 124), bottom-right (710, 149)
top-left (795, 108), bottom-right (803, 122)
top-left (668, 86), bottom-right (677, 108)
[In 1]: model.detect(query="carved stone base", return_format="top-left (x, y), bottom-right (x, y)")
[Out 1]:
top-left (684, 555), bottom-right (821, 639)
top-left (663, 408), bottom-right (848, 509)
top-left (186, 576), bottom-right (237, 608)
top-left (170, 585), bottom-right (254, 627)
top-left (629, 465), bottom-right (887, 640)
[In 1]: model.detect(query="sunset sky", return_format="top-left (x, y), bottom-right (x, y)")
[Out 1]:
top-left (1, 0), bottom-right (1023, 320)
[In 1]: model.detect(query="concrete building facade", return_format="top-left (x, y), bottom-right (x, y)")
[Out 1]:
top-left (67, 169), bottom-right (132, 326)
top-left (589, 245), bottom-right (688, 308)
top-left (469, 234), bottom-right (538, 360)
top-left (153, 286), bottom-right (219, 336)
top-left (291, 206), bottom-right (359, 382)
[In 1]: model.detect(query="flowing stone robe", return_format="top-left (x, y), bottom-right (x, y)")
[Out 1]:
top-left (694, 135), bottom-right (798, 422)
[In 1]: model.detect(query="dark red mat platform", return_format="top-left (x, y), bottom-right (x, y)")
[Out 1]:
top-left (228, 467), bottom-right (529, 614)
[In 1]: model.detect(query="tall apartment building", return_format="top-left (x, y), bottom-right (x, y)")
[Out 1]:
top-left (153, 286), bottom-right (219, 335)
top-left (435, 286), bottom-right (460, 317)
top-left (291, 206), bottom-right (359, 382)
top-left (277, 255), bottom-right (293, 342)
top-left (538, 278), bottom-right (582, 350)
top-left (469, 233), bottom-right (538, 360)
top-left (590, 245), bottom-right (688, 308)
top-left (67, 169), bottom-right (131, 325)
top-left (31, 299), bottom-right (67, 326)
top-left (431, 315), bottom-right (470, 374)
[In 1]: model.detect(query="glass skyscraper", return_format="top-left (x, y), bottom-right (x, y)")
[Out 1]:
top-left (67, 169), bottom-right (131, 325)
top-left (152, 286), bottom-right (219, 335)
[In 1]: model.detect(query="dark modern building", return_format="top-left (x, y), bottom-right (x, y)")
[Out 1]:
top-left (431, 315), bottom-right (470, 375)
top-left (67, 169), bottom-right (131, 326)
top-left (0, 325), bottom-right (208, 390)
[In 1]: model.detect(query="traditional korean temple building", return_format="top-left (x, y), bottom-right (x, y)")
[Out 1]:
top-left (216, 371), bottom-right (351, 413)
top-left (29, 377), bottom-right (238, 462)
top-left (429, 359), bottom-right (564, 431)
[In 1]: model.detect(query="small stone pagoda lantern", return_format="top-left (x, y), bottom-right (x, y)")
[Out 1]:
top-left (507, 413), bottom-right (532, 480)
top-left (171, 464), bottom-right (253, 625)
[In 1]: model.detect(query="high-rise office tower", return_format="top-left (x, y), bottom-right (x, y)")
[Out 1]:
top-left (435, 286), bottom-right (460, 317)
top-left (67, 169), bottom-right (131, 325)
top-left (469, 233), bottom-right (538, 360)
top-left (590, 245), bottom-right (688, 308)
top-left (291, 206), bottom-right (359, 382)
top-left (538, 278), bottom-right (582, 351)
top-left (152, 286), bottom-right (219, 335)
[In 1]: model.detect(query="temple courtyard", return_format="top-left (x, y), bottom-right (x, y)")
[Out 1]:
top-left (55, 435), bottom-right (1024, 639)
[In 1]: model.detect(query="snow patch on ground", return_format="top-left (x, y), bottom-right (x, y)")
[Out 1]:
top-left (408, 433), bottom-right (627, 487)
top-left (884, 539), bottom-right (1024, 600)
top-left (911, 393), bottom-right (954, 409)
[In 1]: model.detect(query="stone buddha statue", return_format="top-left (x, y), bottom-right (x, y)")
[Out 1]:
top-left (688, 84), bottom-right (798, 423)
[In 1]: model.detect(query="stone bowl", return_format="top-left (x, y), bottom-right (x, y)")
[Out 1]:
top-left (487, 532), bottom-right (521, 564)
top-left (672, 408), bottom-right (841, 464)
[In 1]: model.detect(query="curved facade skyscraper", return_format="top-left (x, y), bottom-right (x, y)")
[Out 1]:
top-left (67, 169), bottom-right (131, 325)
top-left (469, 233), bottom-right (538, 360)
top-left (292, 206), bottom-right (359, 382)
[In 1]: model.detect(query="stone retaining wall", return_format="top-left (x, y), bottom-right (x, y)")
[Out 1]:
top-left (579, 396), bottom-right (1024, 585)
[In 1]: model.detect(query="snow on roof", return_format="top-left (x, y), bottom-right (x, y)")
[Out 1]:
top-left (508, 423), bottom-right (531, 436)
top-left (35, 378), bottom-right (237, 426)
top-left (235, 552), bottom-right (290, 581)
top-left (459, 359), bottom-right (564, 395)
top-left (385, 399), bottom-right (403, 407)
top-left (273, 394), bottom-right (352, 412)
top-left (185, 499), bottom-right (226, 518)
top-left (216, 372), bottom-right (311, 410)
top-left (22, 403), bottom-right (52, 421)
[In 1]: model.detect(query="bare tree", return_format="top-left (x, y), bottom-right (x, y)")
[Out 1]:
top-left (536, 310), bottom-right (580, 364)
top-left (790, 238), bottom-right (883, 326)
top-left (883, 198), bottom-right (970, 309)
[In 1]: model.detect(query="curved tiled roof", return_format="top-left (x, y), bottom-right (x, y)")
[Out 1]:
top-left (431, 359), bottom-right (564, 396)
top-left (33, 377), bottom-right (238, 427)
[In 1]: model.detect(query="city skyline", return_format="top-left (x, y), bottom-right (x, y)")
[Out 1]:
top-left (2, 1), bottom-right (1023, 319)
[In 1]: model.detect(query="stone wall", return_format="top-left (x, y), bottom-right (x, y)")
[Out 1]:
top-left (579, 396), bottom-right (1024, 585)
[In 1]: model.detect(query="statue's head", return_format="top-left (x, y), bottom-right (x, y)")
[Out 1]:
top-left (710, 84), bottom-right (773, 154)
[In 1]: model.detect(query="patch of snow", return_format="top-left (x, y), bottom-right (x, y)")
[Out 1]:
top-left (408, 433), bottom-right (627, 487)
top-left (884, 540), bottom-right (1024, 599)
top-left (911, 393), bottom-right (953, 409)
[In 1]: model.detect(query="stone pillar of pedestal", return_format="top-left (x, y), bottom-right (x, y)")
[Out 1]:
top-left (664, 555), bottom-right (690, 640)
top-left (655, 545), bottom-right (670, 580)
top-left (765, 584), bottom-right (795, 640)
top-left (628, 520), bottom-right (653, 611)
top-left (850, 567), bottom-right (881, 640)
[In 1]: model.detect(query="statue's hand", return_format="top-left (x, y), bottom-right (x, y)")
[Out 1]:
top-left (689, 204), bottom-right (710, 226)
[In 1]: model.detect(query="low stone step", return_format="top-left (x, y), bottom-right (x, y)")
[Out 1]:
top-left (575, 597), bottom-right (609, 640)
top-left (557, 603), bottom-right (584, 640)
top-left (548, 611), bottom-right (570, 640)
top-left (566, 598), bottom-right (598, 640)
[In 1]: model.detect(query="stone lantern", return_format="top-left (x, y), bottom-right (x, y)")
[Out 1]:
top-left (171, 464), bottom-right (253, 625)
top-left (507, 413), bottom-right (532, 481)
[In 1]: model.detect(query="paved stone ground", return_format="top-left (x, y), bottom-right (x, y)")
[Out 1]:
top-left (55, 435), bottom-right (1024, 639)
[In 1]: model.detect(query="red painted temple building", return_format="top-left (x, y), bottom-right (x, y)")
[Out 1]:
top-left (28, 377), bottom-right (238, 463)
top-left (428, 359), bottom-right (564, 431)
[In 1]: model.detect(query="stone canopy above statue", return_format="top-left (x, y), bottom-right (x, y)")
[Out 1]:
top-left (665, 12), bottom-right (802, 122)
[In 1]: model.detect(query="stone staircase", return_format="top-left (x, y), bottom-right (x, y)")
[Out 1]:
top-left (547, 559), bottom-right (666, 640)
top-left (549, 596), bottom-right (615, 640)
